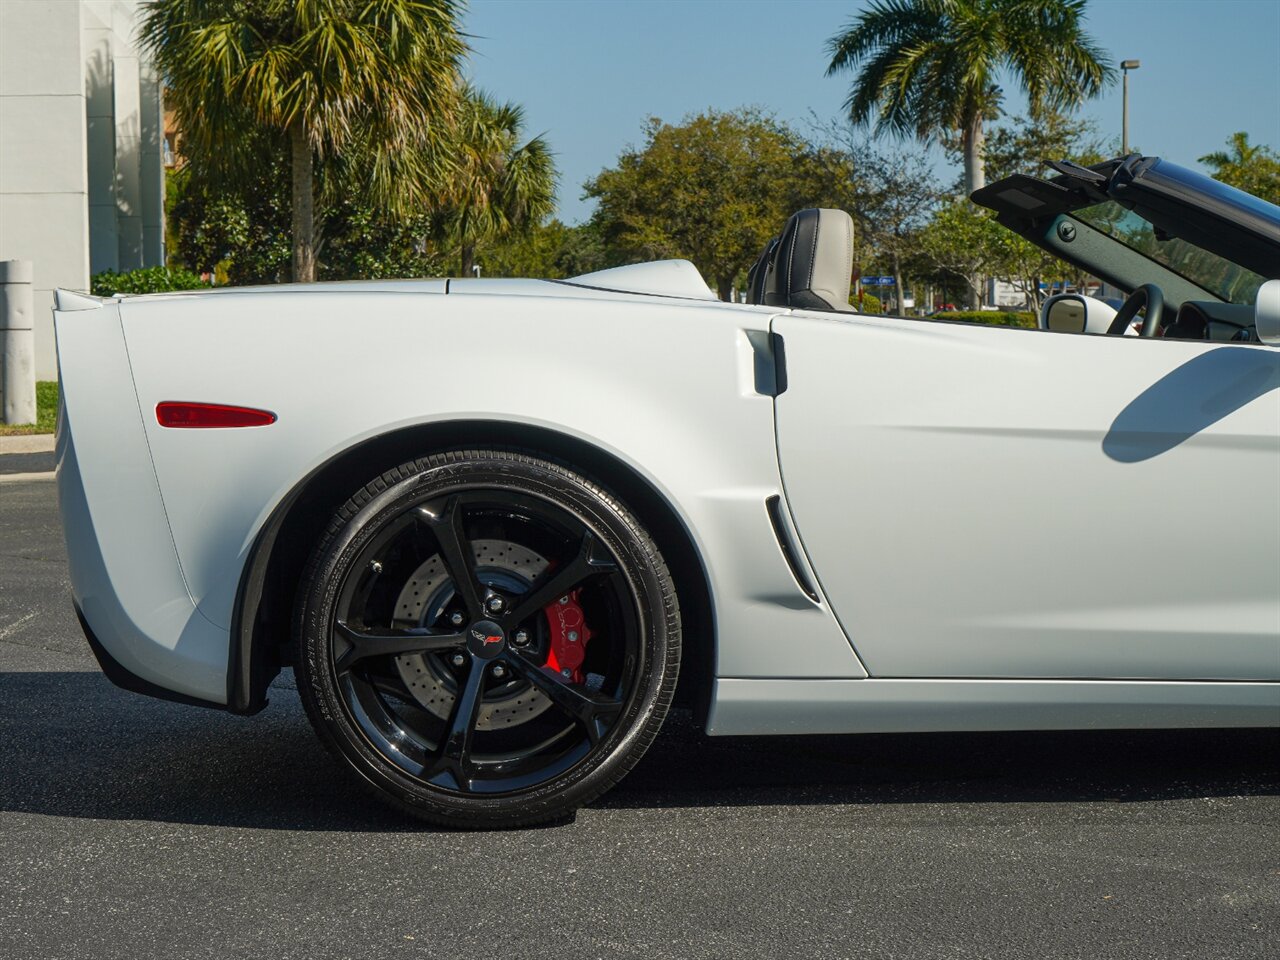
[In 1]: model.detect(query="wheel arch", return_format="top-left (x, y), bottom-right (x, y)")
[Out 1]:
top-left (228, 421), bottom-right (716, 725)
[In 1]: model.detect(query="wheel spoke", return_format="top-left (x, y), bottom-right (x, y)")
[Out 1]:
top-left (328, 477), bottom-right (648, 800)
top-left (432, 660), bottom-right (486, 790)
top-left (504, 531), bottom-right (618, 626)
top-left (333, 621), bottom-right (465, 672)
top-left (503, 650), bottom-right (621, 745)
top-left (366, 670), bottom-right (418, 705)
top-left (417, 496), bottom-right (484, 619)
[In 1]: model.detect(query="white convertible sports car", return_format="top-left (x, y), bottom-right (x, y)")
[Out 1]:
top-left (55, 155), bottom-right (1280, 827)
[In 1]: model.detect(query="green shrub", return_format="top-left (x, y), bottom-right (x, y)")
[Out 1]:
top-left (853, 291), bottom-right (883, 313)
top-left (90, 265), bottom-right (209, 297)
top-left (0, 380), bottom-right (58, 436)
top-left (34, 380), bottom-right (58, 432)
top-left (928, 310), bottom-right (1036, 328)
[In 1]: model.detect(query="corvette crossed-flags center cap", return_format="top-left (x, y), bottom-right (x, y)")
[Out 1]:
top-left (466, 620), bottom-right (506, 660)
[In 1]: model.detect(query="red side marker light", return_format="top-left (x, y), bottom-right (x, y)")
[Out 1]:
top-left (156, 402), bottom-right (277, 428)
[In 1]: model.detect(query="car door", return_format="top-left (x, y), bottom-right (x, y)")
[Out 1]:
top-left (773, 312), bottom-right (1280, 681)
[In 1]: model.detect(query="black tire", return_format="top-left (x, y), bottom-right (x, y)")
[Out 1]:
top-left (294, 449), bottom-right (680, 829)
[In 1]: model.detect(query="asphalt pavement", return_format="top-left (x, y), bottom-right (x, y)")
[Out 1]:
top-left (1, 478), bottom-right (1277, 960)
top-left (0, 450), bottom-right (54, 476)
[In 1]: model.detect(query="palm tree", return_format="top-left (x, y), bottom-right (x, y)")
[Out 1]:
top-left (435, 88), bottom-right (557, 277)
top-left (1199, 132), bottom-right (1280, 204)
top-left (141, 0), bottom-right (466, 282)
top-left (826, 0), bottom-right (1113, 194)
top-left (1200, 132), bottom-right (1266, 172)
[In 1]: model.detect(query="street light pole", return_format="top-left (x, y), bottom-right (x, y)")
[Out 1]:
top-left (1121, 59), bottom-right (1141, 155)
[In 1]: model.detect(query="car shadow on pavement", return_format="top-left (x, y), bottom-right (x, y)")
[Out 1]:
top-left (601, 709), bottom-right (1280, 812)
top-left (1, 670), bottom-right (1276, 831)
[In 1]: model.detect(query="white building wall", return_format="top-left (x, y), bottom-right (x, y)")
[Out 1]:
top-left (82, 0), bottom-right (119, 275)
top-left (109, 2), bottom-right (143, 271)
top-left (988, 278), bottom-right (1033, 310)
top-left (139, 59), bottom-right (164, 265)
top-left (0, 0), bottom-right (91, 381)
top-left (0, 0), bottom-right (163, 379)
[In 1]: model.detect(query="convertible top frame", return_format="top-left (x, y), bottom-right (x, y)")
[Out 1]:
top-left (973, 155), bottom-right (1280, 308)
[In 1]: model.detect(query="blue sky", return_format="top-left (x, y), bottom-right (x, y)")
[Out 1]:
top-left (463, 0), bottom-right (1280, 224)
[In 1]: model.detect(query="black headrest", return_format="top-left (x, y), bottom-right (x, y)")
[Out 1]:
top-left (747, 236), bottom-right (779, 305)
top-left (774, 208), bottom-right (855, 312)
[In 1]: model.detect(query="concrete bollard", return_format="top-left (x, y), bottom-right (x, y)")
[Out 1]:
top-left (1, 260), bottom-right (37, 425)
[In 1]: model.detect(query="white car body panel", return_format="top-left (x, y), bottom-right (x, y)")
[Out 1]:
top-left (567, 258), bottom-right (718, 299)
top-left (775, 311), bottom-right (1280, 681)
top-left (709, 678), bottom-right (1280, 734)
top-left (55, 303), bottom-right (231, 701)
top-left (113, 282), bottom-right (864, 694)
top-left (53, 264), bottom-right (1280, 732)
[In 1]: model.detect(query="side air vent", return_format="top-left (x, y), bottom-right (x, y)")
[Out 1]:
top-left (765, 495), bottom-right (819, 602)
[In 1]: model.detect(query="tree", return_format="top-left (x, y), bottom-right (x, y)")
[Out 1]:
top-left (917, 200), bottom-right (1009, 307)
top-left (585, 109), bottom-right (828, 299)
top-left (141, 0), bottom-right (465, 282)
top-left (835, 136), bottom-right (939, 311)
top-left (169, 141), bottom-right (442, 285)
top-left (862, 150), bottom-right (937, 313)
top-left (826, 0), bottom-right (1113, 194)
top-left (972, 109), bottom-right (1105, 304)
top-left (1200, 132), bottom-right (1280, 205)
top-left (918, 195), bottom-right (1073, 309)
top-left (994, 228), bottom-right (1070, 309)
top-left (481, 220), bottom-right (606, 279)
top-left (321, 200), bottom-right (443, 281)
top-left (433, 88), bottom-right (557, 277)
top-left (980, 109), bottom-right (1108, 181)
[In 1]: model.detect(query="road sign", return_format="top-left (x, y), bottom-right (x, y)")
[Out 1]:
top-left (861, 276), bottom-right (894, 286)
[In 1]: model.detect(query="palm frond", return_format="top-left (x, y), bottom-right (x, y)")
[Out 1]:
top-left (143, 0), bottom-right (465, 203)
top-left (1002, 0), bottom-right (1114, 115)
top-left (826, 0), bottom-right (1113, 147)
top-left (429, 87), bottom-right (558, 264)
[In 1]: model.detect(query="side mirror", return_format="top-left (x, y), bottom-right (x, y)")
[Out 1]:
top-left (1043, 295), bottom-right (1086, 332)
top-left (1255, 279), bottom-right (1280, 346)
top-left (1040, 293), bottom-right (1119, 334)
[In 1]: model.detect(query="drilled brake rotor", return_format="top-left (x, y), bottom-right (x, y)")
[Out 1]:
top-left (393, 539), bottom-right (553, 729)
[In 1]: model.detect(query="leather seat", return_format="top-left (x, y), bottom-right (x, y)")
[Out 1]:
top-left (746, 236), bottom-right (780, 305)
top-left (1161, 305), bottom-right (1208, 340)
top-left (748, 209), bottom-right (856, 312)
top-left (776, 208), bottom-right (856, 312)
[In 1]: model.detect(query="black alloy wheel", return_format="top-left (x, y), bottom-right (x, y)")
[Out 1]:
top-left (294, 449), bottom-right (680, 828)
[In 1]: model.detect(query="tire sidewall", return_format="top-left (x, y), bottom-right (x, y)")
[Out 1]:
top-left (296, 452), bottom-right (676, 827)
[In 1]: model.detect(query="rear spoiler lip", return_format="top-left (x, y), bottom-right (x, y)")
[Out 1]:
top-left (55, 289), bottom-right (111, 312)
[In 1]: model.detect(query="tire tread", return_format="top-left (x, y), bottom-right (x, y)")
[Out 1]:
top-left (293, 447), bottom-right (680, 829)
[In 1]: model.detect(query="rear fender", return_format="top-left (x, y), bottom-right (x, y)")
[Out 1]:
top-left (54, 298), bottom-right (228, 704)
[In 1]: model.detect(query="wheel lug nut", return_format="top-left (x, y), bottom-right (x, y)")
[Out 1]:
top-left (370, 560), bottom-right (383, 574)
top-left (491, 663), bottom-right (506, 679)
top-left (486, 596), bottom-right (505, 613)
top-left (513, 629), bottom-right (530, 646)
top-left (567, 630), bottom-right (578, 642)
top-left (561, 668), bottom-right (572, 678)
top-left (449, 611), bottom-right (465, 626)
top-left (451, 653), bottom-right (466, 668)
top-left (558, 595), bottom-right (569, 605)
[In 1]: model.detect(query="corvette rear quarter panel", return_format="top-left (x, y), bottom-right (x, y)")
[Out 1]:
top-left (54, 303), bottom-right (229, 702)
top-left (117, 288), bottom-right (865, 687)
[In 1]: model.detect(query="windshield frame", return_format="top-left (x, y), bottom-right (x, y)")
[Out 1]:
top-left (1070, 199), bottom-right (1267, 305)
top-left (972, 156), bottom-right (1280, 309)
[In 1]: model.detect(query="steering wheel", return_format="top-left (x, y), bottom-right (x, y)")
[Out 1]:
top-left (1106, 283), bottom-right (1165, 337)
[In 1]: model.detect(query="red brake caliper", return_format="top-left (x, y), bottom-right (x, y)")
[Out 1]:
top-left (541, 589), bottom-right (593, 684)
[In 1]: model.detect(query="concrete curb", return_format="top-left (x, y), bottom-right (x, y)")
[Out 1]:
top-left (0, 471), bottom-right (54, 483)
top-left (0, 434), bottom-right (54, 454)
